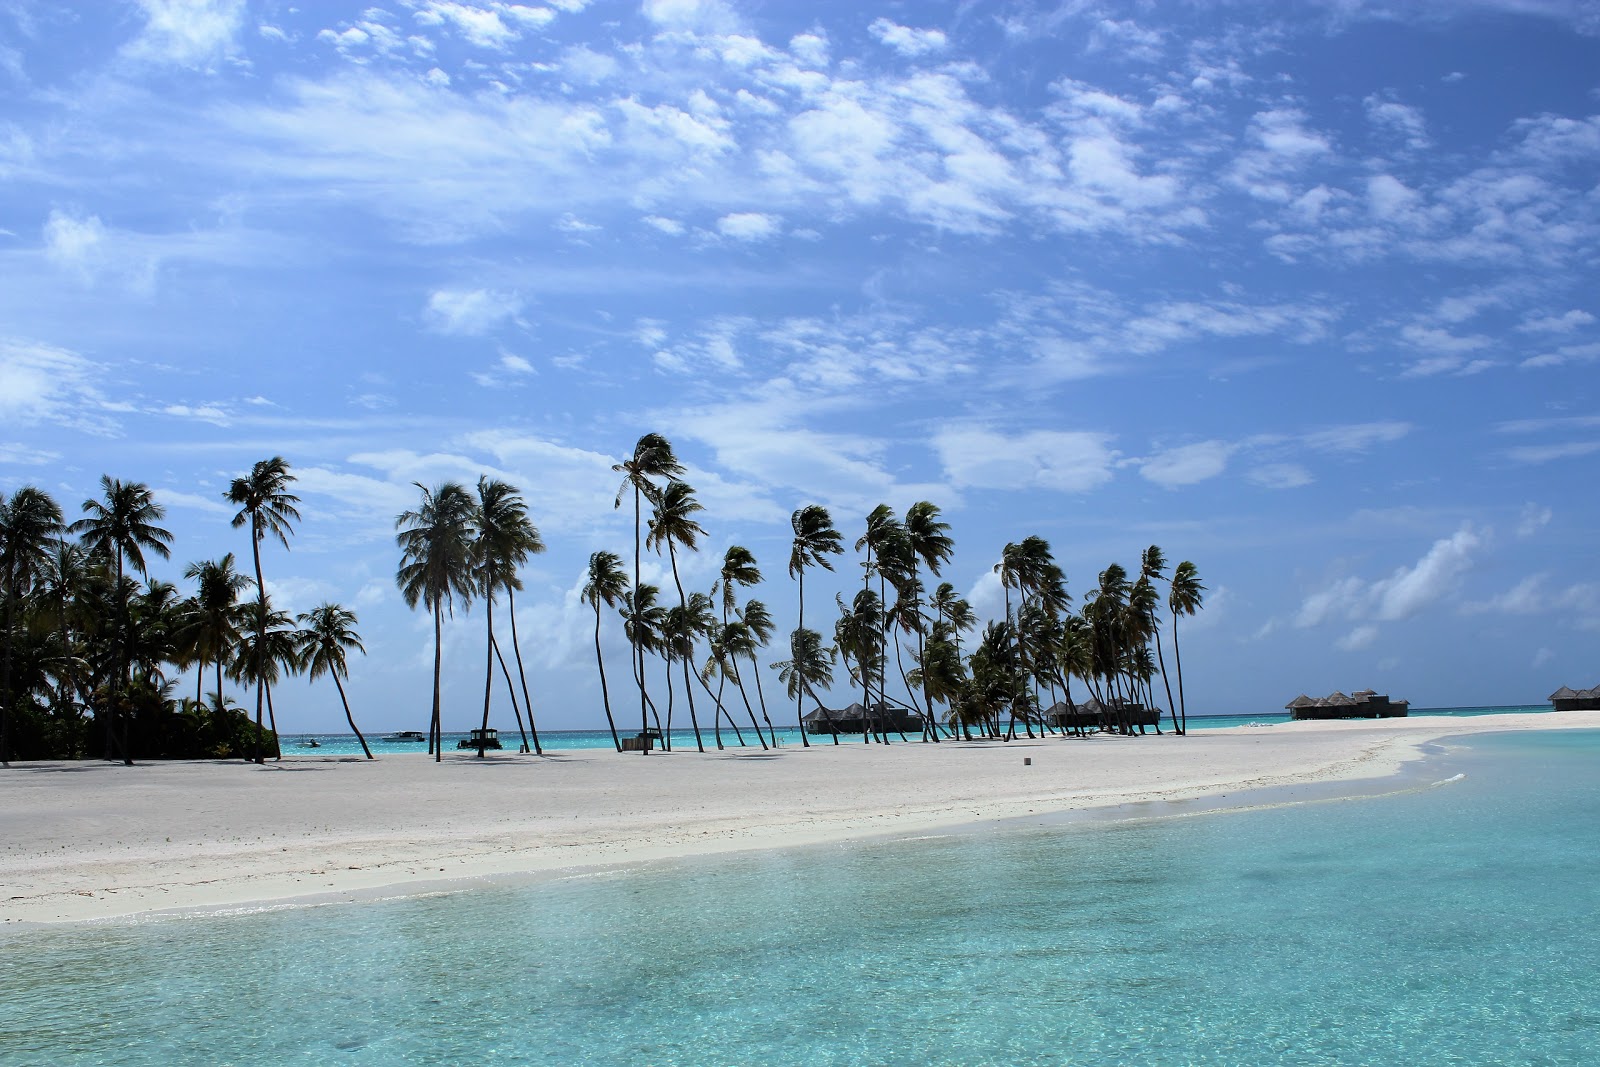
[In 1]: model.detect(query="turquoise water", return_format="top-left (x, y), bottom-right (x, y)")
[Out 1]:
top-left (284, 704), bottom-right (1559, 756)
top-left (5, 729), bottom-right (1597, 1065)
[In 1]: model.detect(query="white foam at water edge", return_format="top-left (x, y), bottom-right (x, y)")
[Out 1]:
top-left (1432, 773), bottom-right (1467, 786)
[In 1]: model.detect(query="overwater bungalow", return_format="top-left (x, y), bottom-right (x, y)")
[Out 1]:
top-left (1286, 690), bottom-right (1408, 720)
top-left (1549, 685), bottom-right (1600, 711)
top-left (1046, 698), bottom-right (1163, 732)
top-left (803, 702), bottom-right (924, 735)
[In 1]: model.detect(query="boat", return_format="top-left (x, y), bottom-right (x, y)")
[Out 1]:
top-left (385, 730), bottom-right (427, 742)
top-left (297, 739), bottom-right (321, 748)
top-left (456, 728), bottom-right (503, 751)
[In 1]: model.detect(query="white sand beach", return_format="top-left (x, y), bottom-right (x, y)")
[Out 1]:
top-left (3, 712), bottom-right (1593, 926)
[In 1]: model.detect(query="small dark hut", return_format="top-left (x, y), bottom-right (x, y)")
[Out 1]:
top-left (1046, 697), bottom-right (1162, 731)
top-left (1286, 689), bottom-right (1408, 720)
top-left (1549, 685), bottom-right (1600, 711)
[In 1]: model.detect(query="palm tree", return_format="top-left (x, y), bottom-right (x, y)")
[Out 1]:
top-left (613, 433), bottom-right (684, 741)
top-left (834, 588), bottom-right (884, 743)
top-left (471, 477), bottom-right (542, 757)
top-left (773, 627), bottom-right (835, 733)
top-left (1, 486), bottom-right (64, 765)
top-left (788, 504), bottom-right (843, 746)
top-left (994, 537), bottom-right (1052, 739)
top-left (902, 502), bottom-right (954, 741)
top-left (230, 600), bottom-right (301, 756)
top-left (1139, 545), bottom-right (1181, 736)
top-left (483, 479), bottom-right (546, 754)
top-left (1168, 561), bottom-right (1205, 734)
top-left (647, 479), bottom-right (707, 752)
top-left (225, 457), bottom-right (301, 765)
top-left (178, 553), bottom-right (252, 718)
top-left (70, 476), bottom-right (173, 765)
top-left (856, 505), bottom-right (901, 737)
top-left (582, 550), bottom-right (629, 751)
top-left (298, 603), bottom-right (373, 759)
top-left (619, 583), bottom-right (667, 741)
top-left (739, 598), bottom-right (778, 744)
top-left (396, 481), bottom-right (477, 762)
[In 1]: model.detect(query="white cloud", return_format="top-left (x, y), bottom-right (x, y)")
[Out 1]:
top-left (869, 18), bottom-right (949, 56)
top-left (125, 0), bottom-right (245, 67)
top-left (1336, 624), bottom-right (1379, 651)
top-left (1516, 503), bottom-right (1552, 537)
top-left (424, 288), bottom-right (524, 335)
top-left (1139, 441), bottom-right (1234, 487)
top-left (1364, 95), bottom-right (1429, 149)
top-left (0, 339), bottom-right (115, 434)
top-left (716, 212), bottom-right (780, 241)
top-left (1295, 525), bottom-right (1482, 628)
top-left (1249, 463), bottom-right (1313, 489)
top-left (1300, 421), bottom-right (1411, 454)
top-left (43, 210), bottom-right (107, 279)
top-left (935, 427), bottom-right (1117, 493)
top-left (1519, 309), bottom-right (1595, 333)
top-left (641, 0), bottom-right (740, 33)
top-left (642, 215), bottom-right (686, 235)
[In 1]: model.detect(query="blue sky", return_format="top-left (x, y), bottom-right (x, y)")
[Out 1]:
top-left (3, 0), bottom-right (1598, 732)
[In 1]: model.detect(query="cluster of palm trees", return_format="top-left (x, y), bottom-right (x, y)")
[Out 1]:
top-left (0, 462), bottom-right (372, 764)
top-left (3, 433), bottom-right (1207, 764)
top-left (565, 433), bottom-right (1206, 754)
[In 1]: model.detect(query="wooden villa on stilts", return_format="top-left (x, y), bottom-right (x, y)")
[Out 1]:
top-left (1549, 685), bottom-right (1600, 711)
top-left (1285, 690), bottom-right (1409, 720)
top-left (1046, 698), bottom-right (1163, 733)
top-left (803, 702), bottom-right (925, 736)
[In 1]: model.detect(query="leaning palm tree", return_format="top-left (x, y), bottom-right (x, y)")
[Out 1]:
top-left (1, 486), bottom-right (64, 765)
top-left (225, 457), bottom-right (301, 765)
top-left (480, 479), bottom-right (546, 754)
top-left (582, 550), bottom-right (629, 751)
top-left (1140, 545), bottom-right (1181, 736)
top-left (471, 477), bottom-right (541, 757)
top-left (1168, 561), bottom-right (1205, 734)
top-left (619, 583), bottom-right (667, 744)
top-left (648, 479), bottom-right (708, 752)
top-left (737, 599), bottom-right (779, 742)
top-left (228, 600), bottom-right (301, 758)
top-left (70, 476), bottom-right (173, 765)
top-left (902, 502), bottom-right (954, 741)
top-left (297, 603), bottom-right (373, 759)
top-left (613, 433), bottom-right (684, 741)
top-left (788, 504), bottom-right (843, 746)
top-left (396, 481), bottom-right (477, 762)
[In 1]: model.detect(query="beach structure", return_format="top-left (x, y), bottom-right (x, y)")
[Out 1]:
top-left (385, 730), bottom-right (427, 742)
top-left (803, 702), bottom-right (924, 735)
top-left (620, 728), bottom-right (663, 752)
top-left (1045, 698), bottom-right (1163, 732)
top-left (1285, 690), bottom-right (1409, 720)
top-left (1548, 686), bottom-right (1600, 711)
top-left (457, 727), bottom-right (503, 750)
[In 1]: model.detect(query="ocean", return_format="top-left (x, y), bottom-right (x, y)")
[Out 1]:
top-left (3, 726), bottom-right (1596, 1065)
top-left (277, 703), bottom-right (1557, 757)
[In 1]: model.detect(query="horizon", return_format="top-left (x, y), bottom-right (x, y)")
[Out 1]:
top-left (3, 1), bottom-right (1598, 733)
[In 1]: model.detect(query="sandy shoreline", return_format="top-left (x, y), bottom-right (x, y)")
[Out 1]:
top-left (3, 712), bottom-right (1594, 927)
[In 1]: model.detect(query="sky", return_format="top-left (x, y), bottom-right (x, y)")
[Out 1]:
top-left (3, 0), bottom-right (1598, 733)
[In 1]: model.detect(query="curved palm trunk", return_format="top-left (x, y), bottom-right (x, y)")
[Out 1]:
top-left (491, 637), bottom-right (530, 752)
top-left (332, 672), bottom-right (373, 758)
top-left (2, 580), bottom-right (16, 764)
top-left (265, 680), bottom-right (282, 759)
top-left (505, 585), bottom-right (542, 754)
top-left (748, 656), bottom-right (777, 746)
top-left (633, 485), bottom-right (648, 740)
top-left (667, 544), bottom-right (705, 753)
top-left (249, 513), bottom-right (268, 766)
top-left (478, 597), bottom-right (497, 757)
top-left (1172, 611), bottom-right (1188, 734)
top-left (591, 605), bottom-right (621, 751)
top-left (795, 568), bottom-right (814, 747)
top-left (729, 668), bottom-right (768, 749)
top-left (113, 549), bottom-right (132, 765)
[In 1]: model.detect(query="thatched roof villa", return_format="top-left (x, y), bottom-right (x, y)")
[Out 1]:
top-left (1046, 698), bottom-right (1163, 731)
top-left (1549, 685), bottom-right (1600, 711)
top-left (802, 702), bottom-right (924, 735)
top-left (1285, 689), bottom-right (1409, 720)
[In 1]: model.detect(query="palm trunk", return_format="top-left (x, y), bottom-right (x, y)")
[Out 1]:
top-left (265, 679), bottom-right (282, 759)
top-left (666, 544), bottom-right (705, 753)
top-left (1173, 611), bottom-right (1188, 734)
top-left (592, 605), bottom-right (621, 751)
top-left (505, 585), bottom-right (542, 754)
top-left (2, 577), bottom-right (15, 765)
top-left (633, 485), bottom-right (647, 739)
top-left (795, 568), bottom-right (813, 746)
top-left (478, 596), bottom-right (495, 757)
top-left (250, 514), bottom-right (267, 766)
top-left (431, 602), bottom-right (443, 762)
top-left (491, 637), bottom-right (529, 753)
top-left (332, 672), bottom-right (373, 758)
top-left (749, 656), bottom-right (777, 746)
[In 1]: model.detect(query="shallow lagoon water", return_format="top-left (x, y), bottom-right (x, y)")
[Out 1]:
top-left (4, 729), bottom-right (1598, 1065)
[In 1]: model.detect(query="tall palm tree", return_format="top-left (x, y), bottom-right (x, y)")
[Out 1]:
top-left (178, 553), bottom-right (252, 717)
top-left (225, 457), bottom-right (301, 765)
top-left (582, 550), bottom-right (629, 751)
top-left (487, 481), bottom-right (546, 754)
top-left (738, 598), bottom-right (778, 744)
top-left (1140, 545), bottom-right (1181, 736)
top-left (648, 479), bottom-right (707, 752)
top-left (856, 505), bottom-right (901, 737)
top-left (619, 583), bottom-right (667, 741)
top-left (1168, 561), bottom-right (1205, 734)
top-left (834, 588), bottom-right (884, 743)
top-left (396, 481), bottom-right (477, 762)
top-left (788, 504), bottom-right (843, 746)
top-left (471, 477), bottom-right (542, 757)
top-left (1, 486), bottom-right (64, 765)
top-left (994, 537), bottom-right (1052, 739)
top-left (903, 502), bottom-right (954, 741)
top-left (70, 476), bottom-right (173, 765)
top-left (613, 433), bottom-right (684, 741)
top-left (297, 603), bottom-right (373, 759)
